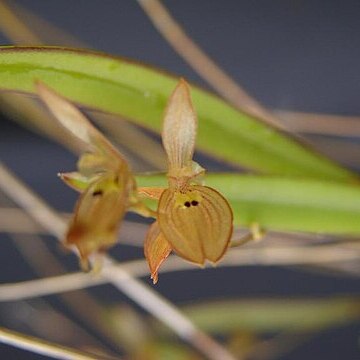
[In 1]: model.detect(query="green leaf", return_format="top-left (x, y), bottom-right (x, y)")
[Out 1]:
top-left (136, 173), bottom-right (360, 234)
top-left (0, 46), bottom-right (355, 181)
top-left (181, 298), bottom-right (359, 333)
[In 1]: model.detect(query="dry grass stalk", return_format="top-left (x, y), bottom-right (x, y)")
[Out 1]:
top-left (0, 326), bottom-right (118, 360)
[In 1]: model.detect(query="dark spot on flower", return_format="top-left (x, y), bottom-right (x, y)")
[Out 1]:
top-left (92, 190), bottom-right (103, 197)
top-left (184, 201), bottom-right (191, 207)
top-left (191, 200), bottom-right (199, 206)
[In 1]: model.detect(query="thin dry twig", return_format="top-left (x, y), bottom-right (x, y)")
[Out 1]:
top-left (0, 269), bottom-right (106, 302)
top-left (0, 162), bottom-right (236, 360)
top-left (0, 327), bottom-right (117, 360)
top-left (3, 0), bottom-right (84, 47)
top-left (304, 137), bottom-right (360, 168)
top-left (0, 0), bottom-right (39, 43)
top-left (275, 110), bottom-right (360, 137)
top-left (9, 232), bottom-right (130, 353)
top-left (137, 0), bottom-right (283, 128)
top-left (0, 195), bottom-right (141, 352)
top-left (3, 297), bottom-right (111, 354)
top-left (0, 244), bottom-right (358, 302)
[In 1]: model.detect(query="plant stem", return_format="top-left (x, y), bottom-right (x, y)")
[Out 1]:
top-left (0, 244), bottom-right (357, 302)
top-left (0, 327), bottom-right (116, 360)
top-left (137, 0), bottom-right (282, 128)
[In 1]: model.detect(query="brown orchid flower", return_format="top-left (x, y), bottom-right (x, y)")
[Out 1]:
top-left (36, 81), bottom-right (147, 270)
top-left (143, 79), bottom-right (234, 283)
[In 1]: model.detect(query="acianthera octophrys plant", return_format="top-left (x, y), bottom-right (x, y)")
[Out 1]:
top-left (36, 79), bottom-right (233, 283)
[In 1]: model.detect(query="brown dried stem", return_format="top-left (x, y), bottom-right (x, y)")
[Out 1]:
top-left (137, 0), bottom-right (283, 128)
top-left (0, 327), bottom-right (118, 360)
top-left (0, 244), bottom-right (357, 302)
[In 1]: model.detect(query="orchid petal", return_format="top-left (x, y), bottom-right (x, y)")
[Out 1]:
top-left (144, 221), bottom-right (172, 284)
top-left (158, 185), bottom-right (233, 265)
top-left (36, 81), bottom-right (125, 164)
top-left (162, 79), bottom-right (197, 174)
top-left (65, 173), bottom-right (129, 267)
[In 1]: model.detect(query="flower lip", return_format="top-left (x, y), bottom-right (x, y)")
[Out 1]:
top-left (157, 185), bottom-right (233, 266)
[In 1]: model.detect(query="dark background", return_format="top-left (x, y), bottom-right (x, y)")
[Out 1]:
top-left (0, 1), bottom-right (359, 359)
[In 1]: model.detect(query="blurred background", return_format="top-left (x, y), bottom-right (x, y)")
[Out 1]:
top-left (0, 1), bottom-right (359, 359)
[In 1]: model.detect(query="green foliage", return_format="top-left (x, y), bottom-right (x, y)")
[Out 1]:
top-left (1, 46), bottom-right (360, 235)
top-left (182, 298), bottom-right (360, 333)
top-left (0, 46), bottom-right (355, 181)
top-left (137, 174), bottom-right (360, 234)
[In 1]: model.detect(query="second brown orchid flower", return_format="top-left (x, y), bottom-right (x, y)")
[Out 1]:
top-left (142, 80), bottom-right (234, 283)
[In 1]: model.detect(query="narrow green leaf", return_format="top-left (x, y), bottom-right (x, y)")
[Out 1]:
top-left (137, 173), bottom-right (360, 234)
top-left (0, 46), bottom-right (355, 181)
top-left (182, 298), bottom-right (359, 333)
